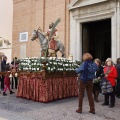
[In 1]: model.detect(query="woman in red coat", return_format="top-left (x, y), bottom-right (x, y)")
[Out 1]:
top-left (102, 58), bottom-right (117, 108)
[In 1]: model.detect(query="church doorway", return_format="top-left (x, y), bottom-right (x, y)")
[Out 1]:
top-left (82, 19), bottom-right (111, 62)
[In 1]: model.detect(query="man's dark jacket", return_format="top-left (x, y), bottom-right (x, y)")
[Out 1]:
top-left (1, 60), bottom-right (6, 72)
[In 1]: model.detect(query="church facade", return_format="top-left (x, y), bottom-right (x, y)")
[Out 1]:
top-left (12, 0), bottom-right (120, 62)
top-left (69, 0), bottom-right (120, 62)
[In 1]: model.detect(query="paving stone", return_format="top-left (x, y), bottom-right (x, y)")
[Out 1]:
top-left (0, 92), bottom-right (119, 120)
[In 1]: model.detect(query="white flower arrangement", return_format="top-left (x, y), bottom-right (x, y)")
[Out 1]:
top-left (18, 57), bottom-right (81, 73)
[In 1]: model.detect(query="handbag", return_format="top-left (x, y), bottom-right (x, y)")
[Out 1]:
top-left (100, 77), bottom-right (113, 94)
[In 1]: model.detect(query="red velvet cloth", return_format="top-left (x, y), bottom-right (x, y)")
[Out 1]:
top-left (16, 75), bottom-right (78, 103)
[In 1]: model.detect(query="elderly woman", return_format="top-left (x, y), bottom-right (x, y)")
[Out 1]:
top-left (93, 58), bottom-right (103, 102)
top-left (76, 53), bottom-right (98, 114)
top-left (102, 58), bottom-right (117, 108)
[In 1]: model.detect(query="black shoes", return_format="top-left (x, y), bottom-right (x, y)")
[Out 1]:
top-left (76, 109), bottom-right (95, 114)
top-left (3, 92), bottom-right (7, 96)
top-left (3, 91), bottom-right (15, 96)
top-left (76, 109), bottom-right (82, 114)
top-left (102, 103), bottom-right (109, 106)
top-left (89, 111), bottom-right (95, 114)
top-left (102, 103), bottom-right (115, 108)
top-left (109, 105), bottom-right (115, 108)
top-left (10, 91), bottom-right (15, 94)
top-left (94, 99), bottom-right (99, 102)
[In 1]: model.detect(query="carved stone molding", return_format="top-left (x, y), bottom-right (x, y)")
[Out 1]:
top-left (72, 1), bottom-right (116, 19)
top-left (74, 10), bottom-right (115, 23)
top-left (68, 0), bottom-right (109, 10)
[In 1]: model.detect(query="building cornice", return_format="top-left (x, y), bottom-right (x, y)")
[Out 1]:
top-left (13, 0), bottom-right (25, 4)
top-left (68, 0), bottom-right (111, 10)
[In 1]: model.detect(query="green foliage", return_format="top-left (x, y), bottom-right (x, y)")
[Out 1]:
top-left (18, 57), bottom-right (81, 73)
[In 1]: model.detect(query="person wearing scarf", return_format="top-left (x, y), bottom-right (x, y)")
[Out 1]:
top-left (76, 53), bottom-right (98, 114)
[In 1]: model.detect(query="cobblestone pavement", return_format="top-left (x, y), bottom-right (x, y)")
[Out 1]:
top-left (0, 91), bottom-right (120, 120)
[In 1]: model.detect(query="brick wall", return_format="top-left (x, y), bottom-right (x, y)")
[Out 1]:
top-left (12, 0), bottom-right (71, 59)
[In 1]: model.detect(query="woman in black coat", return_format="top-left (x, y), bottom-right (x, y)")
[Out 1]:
top-left (115, 58), bottom-right (120, 98)
top-left (93, 58), bottom-right (103, 102)
top-left (1, 56), bottom-right (7, 90)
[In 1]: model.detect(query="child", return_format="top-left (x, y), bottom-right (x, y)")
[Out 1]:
top-left (3, 72), bottom-right (14, 96)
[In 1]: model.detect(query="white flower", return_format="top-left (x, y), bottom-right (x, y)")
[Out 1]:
top-left (49, 57), bottom-right (52, 60)
top-left (28, 60), bottom-right (30, 64)
top-left (48, 67), bottom-right (50, 70)
top-left (66, 64), bottom-right (68, 66)
top-left (53, 62), bottom-right (56, 65)
top-left (51, 68), bottom-right (53, 71)
top-left (37, 68), bottom-right (39, 70)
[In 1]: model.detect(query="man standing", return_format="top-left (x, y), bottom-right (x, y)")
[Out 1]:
top-left (45, 22), bottom-right (59, 56)
top-left (1, 56), bottom-right (7, 90)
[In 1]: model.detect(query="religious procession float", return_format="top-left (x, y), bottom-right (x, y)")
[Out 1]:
top-left (16, 57), bottom-right (81, 103)
top-left (2, 18), bottom-right (82, 102)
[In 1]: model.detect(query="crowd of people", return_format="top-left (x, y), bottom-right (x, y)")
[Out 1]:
top-left (76, 53), bottom-right (120, 114)
top-left (0, 53), bottom-right (120, 114)
top-left (0, 56), bottom-right (18, 96)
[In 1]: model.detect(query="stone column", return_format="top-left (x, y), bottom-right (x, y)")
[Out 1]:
top-left (76, 21), bottom-right (82, 61)
top-left (70, 15), bottom-right (82, 60)
top-left (70, 12), bottom-right (77, 60)
top-left (117, 0), bottom-right (120, 58)
top-left (79, 23), bottom-right (83, 61)
top-left (111, 9), bottom-right (117, 63)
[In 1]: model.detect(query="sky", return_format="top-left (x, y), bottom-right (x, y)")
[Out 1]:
top-left (0, 0), bottom-right (13, 42)
top-left (0, 0), bottom-right (13, 62)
